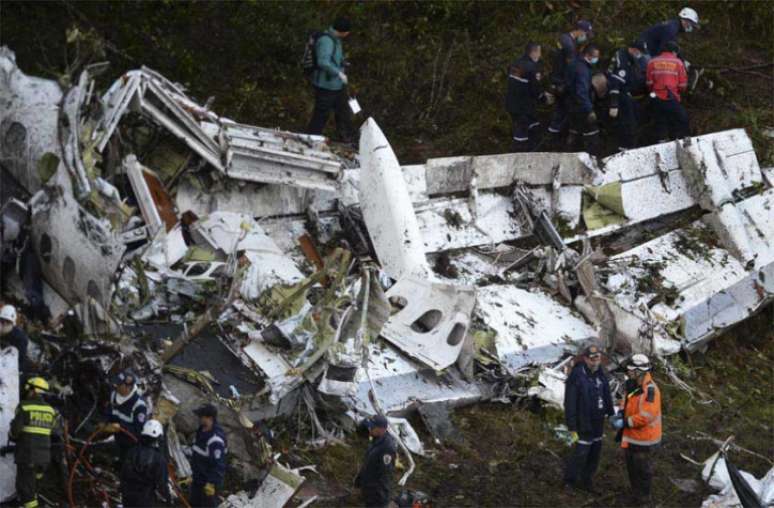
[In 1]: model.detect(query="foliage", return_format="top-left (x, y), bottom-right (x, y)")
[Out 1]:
top-left (2, 0), bottom-right (772, 164)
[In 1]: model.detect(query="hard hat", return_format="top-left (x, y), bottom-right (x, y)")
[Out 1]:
top-left (627, 353), bottom-right (652, 372)
top-left (141, 419), bottom-right (164, 439)
top-left (0, 304), bottom-right (17, 324)
top-left (112, 369), bottom-right (137, 386)
top-left (679, 7), bottom-right (699, 25)
top-left (26, 377), bottom-right (50, 393)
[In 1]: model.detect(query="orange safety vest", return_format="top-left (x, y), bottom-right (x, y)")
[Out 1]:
top-left (620, 372), bottom-right (662, 448)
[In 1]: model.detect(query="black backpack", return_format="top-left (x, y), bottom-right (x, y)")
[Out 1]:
top-left (302, 31), bottom-right (333, 81)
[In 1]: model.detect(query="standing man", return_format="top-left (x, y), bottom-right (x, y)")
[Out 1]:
top-left (0, 304), bottom-right (29, 375)
top-left (607, 40), bottom-right (648, 150)
top-left (505, 42), bottom-right (547, 152)
top-left (646, 41), bottom-right (689, 142)
top-left (612, 354), bottom-right (662, 506)
top-left (104, 369), bottom-right (148, 468)
top-left (120, 419), bottom-right (170, 508)
top-left (306, 17), bottom-right (354, 143)
top-left (9, 377), bottom-right (60, 508)
top-left (547, 20), bottom-right (594, 146)
top-left (637, 8), bottom-right (699, 61)
top-left (563, 345), bottom-right (614, 494)
top-left (190, 404), bottom-right (227, 508)
top-left (355, 415), bottom-right (398, 508)
top-left (566, 44), bottom-right (602, 156)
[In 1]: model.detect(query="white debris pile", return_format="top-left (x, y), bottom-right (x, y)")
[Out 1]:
top-left (2, 45), bottom-right (773, 506)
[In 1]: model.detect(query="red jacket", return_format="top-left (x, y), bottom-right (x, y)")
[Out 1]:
top-left (646, 52), bottom-right (687, 102)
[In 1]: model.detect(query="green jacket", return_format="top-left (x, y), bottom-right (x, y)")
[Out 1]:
top-left (10, 397), bottom-right (60, 466)
top-left (312, 28), bottom-right (346, 91)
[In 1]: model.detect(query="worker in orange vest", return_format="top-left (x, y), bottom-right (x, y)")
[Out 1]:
top-left (646, 40), bottom-right (689, 142)
top-left (611, 354), bottom-right (662, 505)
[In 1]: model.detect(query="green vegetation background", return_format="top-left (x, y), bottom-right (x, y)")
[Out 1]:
top-left (2, 0), bottom-right (772, 164)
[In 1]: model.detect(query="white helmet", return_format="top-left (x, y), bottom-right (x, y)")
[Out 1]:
top-left (627, 353), bottom-right (652, 372)
top-left (679, 7), bottom-right (699, 25)
top-left (0, 305), bottom-right (17, 324)
top-left (141, 419), bottom-right (163, 439)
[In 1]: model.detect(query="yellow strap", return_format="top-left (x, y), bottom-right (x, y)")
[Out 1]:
top-left (22, 426), bottom-right (52, 436)
top-left (21, 405), bottom-right (56, 414)
top-left (24, 499), bottom-right (39, 508)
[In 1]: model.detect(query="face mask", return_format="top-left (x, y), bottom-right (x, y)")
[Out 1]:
top-left (588, 57), bottom-right (599, 65)
top-left (0, 322), bottom-right (11, 335)
top-left (577, 34), bottom-right (587, 43)
top-left (685, 24), bottom-right (693, 33)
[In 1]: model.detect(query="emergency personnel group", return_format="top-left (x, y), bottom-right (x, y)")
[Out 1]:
top-left (506, 7), bottom-right (698, 155)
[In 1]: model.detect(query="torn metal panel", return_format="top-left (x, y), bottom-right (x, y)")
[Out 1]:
top-left (0, 47), bottom-right (63, 194)
top-left (359, 118), bottom-right (430, 280)
top-left (526, 367), bottom-right (566, 409)
top-left (347, 343), bottom-right (482, 416)
top-left (381, 277), bottom-right (476, 370)
top-left (417, 402), bottom-right (464, 445)
top-left (475, 285), bottom-right (597, 374)
top-left (94, 71), bottom-right (143, 152)
top-left (242, 340), bottom-right (302, 404)
top-left (221, 122), bottom-right (341, 192)
top-left (175, 177), bottom-right (337, 218)
top-left (125, 155), bottom-right (175, 235)
top-left (30, 170), bottom-right (125, 308)
top-left (0, 347), bottom-right (19, 502)
top-left (0, 198), bottom-right (27, 253)
top-left (223, 463), bottom-right (304, 508)
top-left (423, 152), bottom-right (601, 195)
top-left (142, 224), bottom-right (188, 269)
top-left (60, 69), bottom-right (93, 198)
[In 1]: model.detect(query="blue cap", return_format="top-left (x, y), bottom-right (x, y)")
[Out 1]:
top-left (576, 20), bottom-right (593, 34)
top-left (366, 414), bottom-right (389, 429)
top-left (112, 369), bottom-right (136, 386)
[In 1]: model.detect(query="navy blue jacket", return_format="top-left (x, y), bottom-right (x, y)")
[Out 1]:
top-left (355, 432), bottom-right (397, 501)
top-left (609, 47), bottom-right (647, 96)
top-left (564, 362), bottom-right (614, 434)
top-left (108, 389), bottom-right (148, 449)
top-left (567, 57), bottom-right (594, 114)
top-left (191, 423), bottom-right (227, 486)
top-left (120, 439), bottom-right (170, 506)
top-left (2, 326), bottom-right (29, 373)
top-left (638, 19), bottom-right (682, 57)
top-left (550, 32), bottom-right (577, 88)
top-left (505, 55), bottom-right (543, 117)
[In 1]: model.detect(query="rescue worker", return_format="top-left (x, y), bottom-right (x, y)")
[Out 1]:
top-left (103, 369), bottom-right (148, 468)
top-left (611, 354), bottom-right (662, 505)
top-left (306, 17), bottom-right (354, 142)
top-left (9, 377), bottom-right (60, 508)
top-left (505, 42), bottom-right (546, 152)
top-left (547, 19), bottom-right (593, 146)
top-left (120, 419), bottom-right (170, 508)
top-left (566, 44), bottom-right (602, 156)
top-left (607, 40), bottom-right (648, 150)
top-left (190, 404), bottom-right (227, 507)
top-left (646, 41), bottom-right (689, 142)
top-left (0, 304), bottom-right (29, 374)
top-left (563, 345), bottom-right (614, 494)
top-left (355, 414), bottom-right (398, 508)
top-left (637, 7), bottom-right (699, 61)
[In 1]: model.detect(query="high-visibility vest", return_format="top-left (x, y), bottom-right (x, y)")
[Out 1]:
top-left (621, 372), bottom-right (662, 448)
top-left (12, 398), bottom-right (58, 466)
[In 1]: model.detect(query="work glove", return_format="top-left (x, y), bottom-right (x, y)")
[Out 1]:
top-left (203, 483), bottom-right (216, 496)
top-left (683, 60), bottom-right (691, 71)
top-left (570, 431), bottom-right (579, 444)
top-left (99, 422), bottom-right (121, 434)
top-left (586, 111), bottom-right (597, 123)
top-left (609, 414), bottom-right (624, 430)
top-left (338, 72), bottom-right (348, 85)
top-left (609, 107), bottom-right (619, 118)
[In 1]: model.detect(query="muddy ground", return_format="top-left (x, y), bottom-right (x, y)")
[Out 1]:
top-left (290, 306), bottom-right (774, 507)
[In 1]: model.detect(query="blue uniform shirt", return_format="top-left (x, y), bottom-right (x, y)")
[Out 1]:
top-left (191, 423), bottom-right (227, 486)
top-left (109, 388), bottom-right (148, 449)
top-left (567, 57), bottom-right (594, 114)
top-left (638, 19), bottom-right (682, 57)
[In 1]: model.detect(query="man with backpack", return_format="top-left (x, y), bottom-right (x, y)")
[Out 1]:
top-left (305, 18), bottom-right (354, 143)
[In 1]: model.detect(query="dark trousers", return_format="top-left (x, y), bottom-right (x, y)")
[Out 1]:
top-left (510, 113), bottom-right (541, 152)
top-left (362, 485), bottom-right (390, 508)
top-left (625, 445), bottom-right (654, 500)
top-left (190, 481), bottom-right (218, 508)
top-left (17, 464), bottom-right (43, 508)
top-left (615, 93), bottom-right (639, 150)
top-left (564, 420), bottom-right (604, 488)
top-left (567, 111), bottom-right (601, 157)
top-left (651, 97), bottom-right (689, 142)
top-left (122, 490), bottom-right (154, 508)
top-left (307, 87), bottom-right (353, 142)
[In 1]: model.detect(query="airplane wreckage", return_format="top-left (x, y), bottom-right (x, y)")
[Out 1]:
top-left (1, 45), bottom-right (773, 506)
